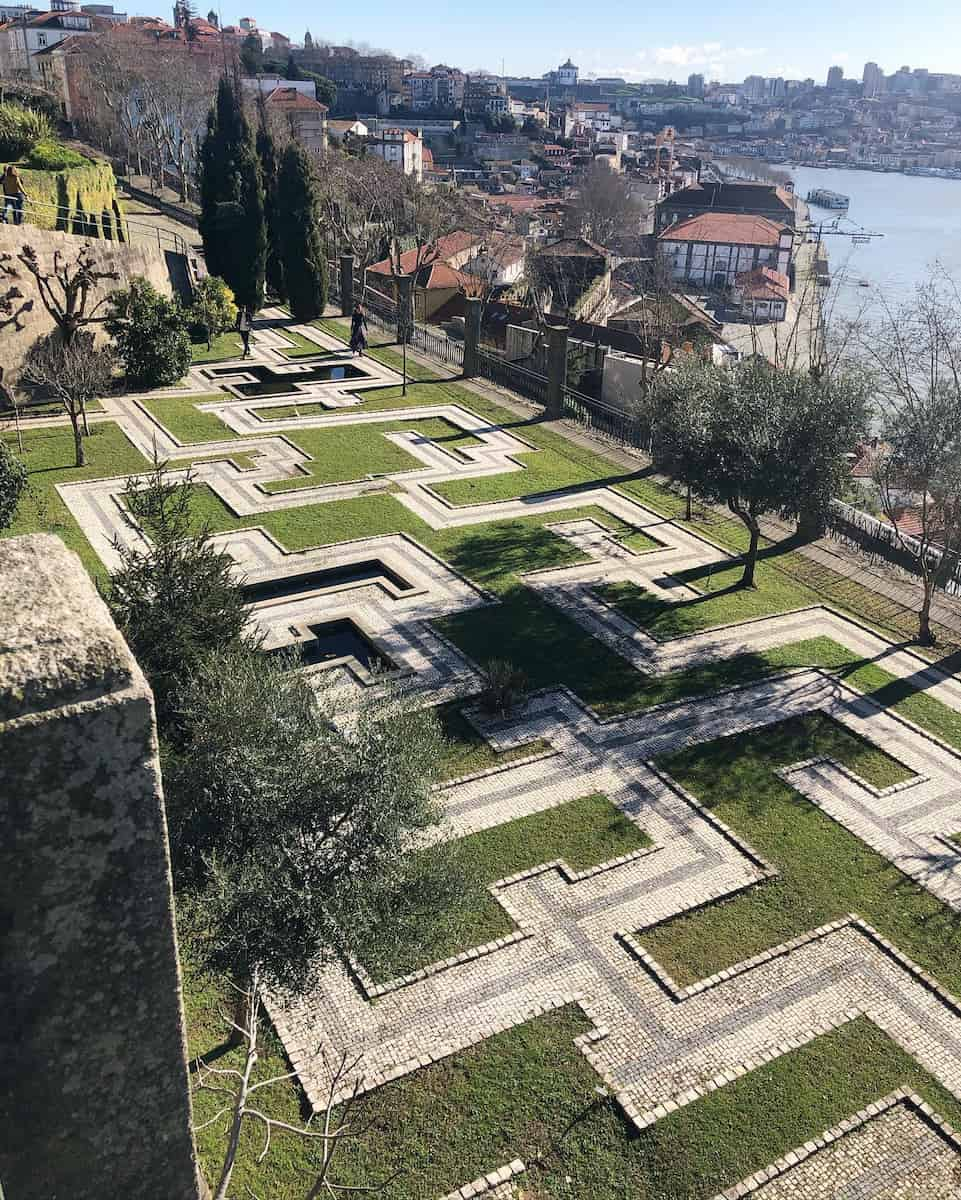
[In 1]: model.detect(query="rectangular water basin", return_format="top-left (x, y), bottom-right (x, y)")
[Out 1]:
top-left (271, 619), bottom-right (396, 673)
top-left (206, 362), bottom-right (369, 396)
top-left (242, 559), bottom-right (414, 605)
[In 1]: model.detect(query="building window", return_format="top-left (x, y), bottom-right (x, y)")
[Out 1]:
top-left (37, 33), bottom-right (47, 46)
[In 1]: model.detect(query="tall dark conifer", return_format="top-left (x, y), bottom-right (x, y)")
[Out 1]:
top-left (198, 73), bottom-right (267, 312)
top-left (255, 92), bottom-right (285, 301)
top-left (276, 142), bottom-right (327, 320)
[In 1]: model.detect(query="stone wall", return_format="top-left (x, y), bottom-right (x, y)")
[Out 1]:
top-left (0, 223), bottom-right (173, 374)
top-left (0, 535), bottom-right (200, 1200)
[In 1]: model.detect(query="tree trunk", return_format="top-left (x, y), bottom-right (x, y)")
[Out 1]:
top-left (740, 519), bottom-right (760, 588)
top-left (81, 400), bottom-right (90, 437)
top-left (71, 412), bottom-right (85, 467)
top-left (918, 577), bottom-right (936, 645)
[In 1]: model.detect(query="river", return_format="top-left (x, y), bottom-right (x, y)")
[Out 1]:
top-left (789, 165), bottom-right (961, 326)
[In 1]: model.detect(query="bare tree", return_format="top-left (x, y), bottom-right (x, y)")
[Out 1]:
top-left (863, 273), bottom-right (961, 644)
top-left (15, 244), bottom-right (119, 345)
top-left (194, 975), bottom-right (395, 1200)
top-left (21, 333), bottom-right (115, 466)
top-left (568, 161), bottom-right (645, 247)
top-left (138, 46), bottom-right (218, 201)
top-left (74, 27), bottom-right (150, 171)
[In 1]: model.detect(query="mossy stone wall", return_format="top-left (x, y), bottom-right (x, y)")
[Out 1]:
top-left (20, 157), bottom-right (128, 241)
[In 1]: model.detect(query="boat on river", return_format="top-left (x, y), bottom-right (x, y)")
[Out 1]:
top-left (806, 187), bottom-right (850, 210)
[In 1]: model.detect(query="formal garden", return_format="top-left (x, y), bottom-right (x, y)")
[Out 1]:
top-left (4, 296), bottom-right (961, 1200)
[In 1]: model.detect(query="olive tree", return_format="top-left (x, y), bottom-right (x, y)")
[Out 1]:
top-left (167, 650), bottom-right (462, 1198)
top-left (0, 439), bottom-right (27, 531)
top-left (652, 355), bottom-right (869, 587)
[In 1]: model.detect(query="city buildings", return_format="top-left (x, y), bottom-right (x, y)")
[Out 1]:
top-left (657, 212), bottom-right (794, 289)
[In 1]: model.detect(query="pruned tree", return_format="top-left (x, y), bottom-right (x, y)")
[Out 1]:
top-left (104, 454), bottom-right (252, 726)
top-left (15, 243), bottom-right (119, 344)
top-left (651, 354), bottom-right (869, 587)
top-left (0, 253), bottom-right (32, 334)
top-left (165, 648), bottom-right (464, 1197)
top-left (20, 332), bottom-right (114, 467)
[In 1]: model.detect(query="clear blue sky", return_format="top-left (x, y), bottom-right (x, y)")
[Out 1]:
top-left (181, 0), bottom-right (961, 83)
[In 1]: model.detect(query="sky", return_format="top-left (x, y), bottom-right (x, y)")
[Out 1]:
top-left (173, 0), bottom-right (961, 84)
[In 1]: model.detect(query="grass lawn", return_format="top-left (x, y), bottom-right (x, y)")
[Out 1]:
top-left (436, 702), bottom-right (551, 779)
top-left (1, 422), bottom-right (148, 578)
top-left (637, 710), bottom-right (961, 999)
top-left (186, 982), bottom-right (961, 1200)
top-left (595, 563), bottom-right (813, 640)
top-left (366, 792), bottom-right (651, 981)
top-left (276, 328), bottom-right (333, 358)
top-left (250, 401), bottom-right (331, 420)
top-left (138, 395), bottom-right (234, 444)
top-left (191, 333), bottom-right (245, 363)
top-left (260, 418), bottom-right (485, 494)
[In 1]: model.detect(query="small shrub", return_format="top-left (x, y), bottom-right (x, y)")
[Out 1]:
top-left (0, 102), bottom-right (52, 160)
top-left (188, 275), bottom-right (238, 348)
top-left (24, 139), bottom-right (87, 170)
top-left (105, 278), bottom-right (191, 388)
top-left (478, 659), bottom-right (529, 718)
top-left (0, 440), bottom-right (27, 532)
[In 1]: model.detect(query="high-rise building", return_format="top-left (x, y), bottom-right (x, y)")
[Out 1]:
top-left (740, 74), bottom-right (766, 101)
top-left (687, 72), bottom-right (704, 97)
top-left (862, 61), bottom-right (883, 98)
top-left (826, 64), bottom-right (844, 89)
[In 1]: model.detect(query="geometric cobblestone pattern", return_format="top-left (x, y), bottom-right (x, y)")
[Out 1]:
top-left (42, 319), bottom-right (961, 1198)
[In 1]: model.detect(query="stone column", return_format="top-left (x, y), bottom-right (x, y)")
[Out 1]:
top-left (339, 253), bottom-right (354, 317)
top-left (395, 274), bottom-right (413, 345)
top-left (546, 323), bottom-right (569, 419)
top-left (462, 296), bottom-right (482, 378)
top-left (0, 535), bottom-right (200, 1200)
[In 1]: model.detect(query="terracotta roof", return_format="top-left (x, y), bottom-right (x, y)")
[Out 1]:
top-left (367, 231), bottom-right (485, 277)
top-left (266, 87), bottom-right (328, 113)
top-left (658, 213), bottom-right (788, 247)
top-left (735, 267), bottom-right (789, 301)
top-left (537, 236), bottom-right (609, 259)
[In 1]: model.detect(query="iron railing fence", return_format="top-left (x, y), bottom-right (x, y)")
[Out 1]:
top-left (826, 500), bottom-right (961, 597)
top-left (476, 349), bottom-right (549, 407)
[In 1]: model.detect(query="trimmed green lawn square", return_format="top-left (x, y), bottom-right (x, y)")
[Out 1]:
top-left (250, 401), bottom-right (331, 420)
top-left (191, 332), bottom-right (245, 363)
top-left (138, 395), bottom-right (235, 444)
top-left (366, 792), bottom-right (651, 981)
top-left (635, 711), bottom-right (961, 999)
top-left (276, 328), bottom-right (333, 358)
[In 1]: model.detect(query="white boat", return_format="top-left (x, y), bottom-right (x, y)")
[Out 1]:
top-left (806, 187), bottom-right (850, 209)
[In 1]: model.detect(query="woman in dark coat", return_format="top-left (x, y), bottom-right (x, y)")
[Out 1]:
top-left (349, 302), bottom-right (368, 356)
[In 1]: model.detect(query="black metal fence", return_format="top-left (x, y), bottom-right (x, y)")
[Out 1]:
top-left (476, 350), bottom-right (550, 407)
top-left (560, 387), bottom-right (648, 450)
top-left (826, 501), bottom-right (961, 596)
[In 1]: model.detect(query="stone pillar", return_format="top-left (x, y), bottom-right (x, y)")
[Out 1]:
top-left (546, 323), bottom-right (569, 419)
top-left (395, 274), bottom-right (413, 345)
top-left (339, 253), bottom-right (354, 317)
top-left (462, 296), bottom-right (482, 378)
top-left (0, 535), bottom-right (200, 1200)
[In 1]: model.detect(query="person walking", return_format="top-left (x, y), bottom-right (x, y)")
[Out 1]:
top-left (237, 307), bottom-right (252, 358)
top-left (349, 301), bottom-right (368, 357)
top-left (1, 165), bottom-right (27, 226)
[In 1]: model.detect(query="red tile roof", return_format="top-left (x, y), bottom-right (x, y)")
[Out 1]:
top-left (266, 87), bottom-right (328, 113)
top-left (658, 212), bottom-right (789, 247)
top-left (367, 231), bottom-right (484, 277)
top-left (735, 267), bottom-right (789, 301)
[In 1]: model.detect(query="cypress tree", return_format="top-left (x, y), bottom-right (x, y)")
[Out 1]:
top-left (198, 73), bottom-right (267, 312)
top-left (255, 92), bottom-right (285, 301)
top-left (276, 142), bottom-right (327, 321)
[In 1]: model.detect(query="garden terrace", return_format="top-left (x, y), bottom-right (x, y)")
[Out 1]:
top-left (5, 311), bottom-right (961, 1199)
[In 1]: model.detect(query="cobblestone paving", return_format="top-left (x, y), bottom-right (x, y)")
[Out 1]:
top-left (47, 324), bottom-right (961, 1196)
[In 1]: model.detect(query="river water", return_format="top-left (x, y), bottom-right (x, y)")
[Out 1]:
top-left (789, 165), bottom-right (961, 326)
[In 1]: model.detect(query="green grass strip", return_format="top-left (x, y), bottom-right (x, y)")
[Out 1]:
top-left (367, 792), bottom-right (650, 981)
top-left (639, 711), bottom-right (961, 998)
